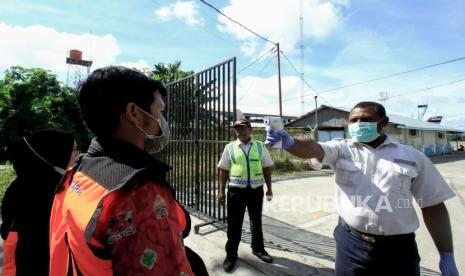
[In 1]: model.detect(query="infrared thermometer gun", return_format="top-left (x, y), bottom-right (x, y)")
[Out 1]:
top-left (263, 116), bottom-right (284, 149)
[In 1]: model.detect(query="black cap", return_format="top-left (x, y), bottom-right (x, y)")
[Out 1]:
top-left (233, 119), bottom-right (251, 128)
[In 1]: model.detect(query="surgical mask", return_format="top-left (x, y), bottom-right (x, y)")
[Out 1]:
top-left (23, 137), bottom-right (67, 175)
top-left (348, 121), bottom-right (383, 143)
top-left (133, 106), bottom-right (170, 154)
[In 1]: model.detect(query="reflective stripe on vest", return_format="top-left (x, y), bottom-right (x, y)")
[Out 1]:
top-left (226, 140), bottom-right (265, 188)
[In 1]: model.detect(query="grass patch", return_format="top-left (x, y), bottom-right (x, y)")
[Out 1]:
top-left (0, 163), bottom-right (16, 206)
top-left (270, 150), bottom-right (308, 174)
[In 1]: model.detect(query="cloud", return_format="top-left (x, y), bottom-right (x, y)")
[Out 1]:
top-left (0, 22), bottom-right (120, 74)
top-left (218, 0), bottom-right (346, 56)
top-left (442, 115), bottom-right (465, 131)
top-left (235, 67), bottom-right (465, 127)
top-left (270, 26), bottom-right (465, 127)
top-left (119, 59), bottom-right (151, 71)
top-left (154, 1), bottom-right (203, 27)
top-left (237, 74), bottom-right (319, 116)
top-left (331, 0), bottom-right (350, 7)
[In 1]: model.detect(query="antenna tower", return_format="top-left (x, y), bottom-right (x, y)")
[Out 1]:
top-left (300, 0), bottom-right (305, 114)
top-left (417, 101), bottom-right (428, 120)
top-left (378, 91), bottom-right (388, 104)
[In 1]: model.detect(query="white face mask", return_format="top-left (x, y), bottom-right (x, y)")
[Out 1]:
top-left (133, 106), bottom-right (170, 155)
top-left (23, 137), bottom-right (67, 175)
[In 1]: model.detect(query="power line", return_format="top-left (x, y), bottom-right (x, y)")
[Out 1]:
top-left (269, 55), bottom-right (465, 105)
top-left (388, 77), bottom-right (465, 99)
top-left (317, 56), bottom-right (465, 94)
top-left (197, 0), bottom-right (276, 45)
top-left (255, 75), bottom-right (465, 108)
top-left (279, 51), bottom-right (330, 105)
top-left (349, 76), bottom-right (465, 104)
top-left (280, 51), bottom-right (316, 91)
top-left (237, 55), bottom-right (275, 103)
top-left (237, 47), bottom-right (275, 75)
top-left (151, 0), bottom-right (239, 48)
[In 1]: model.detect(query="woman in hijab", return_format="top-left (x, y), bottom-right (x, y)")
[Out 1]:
top-left (1, 129), bottom-right (77, 276)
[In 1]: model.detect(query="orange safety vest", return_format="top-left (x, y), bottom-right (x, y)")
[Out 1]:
top-left (2, 231), bottom-right (18, 276)
top-left (49, 170), bottom-right (112, 276)
top-left (49, 169), bottom-right (189, 276)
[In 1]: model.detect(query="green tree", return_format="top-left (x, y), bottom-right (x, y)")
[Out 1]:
top-left (151, 61), bottom-right (194, 84)
top-left (150, 61), bottom-right (226, 138)
top-left (0, 66), bottom-right (91, 162)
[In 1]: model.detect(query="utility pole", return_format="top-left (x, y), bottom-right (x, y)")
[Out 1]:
top-left (300, 0), bottom-right (304, 115)
top-left (314, 96), bottom-right (318, 141)
top-left (277, 42), bottom-right (282, 117)
top-left (314, 96), bottom-right (318, 127)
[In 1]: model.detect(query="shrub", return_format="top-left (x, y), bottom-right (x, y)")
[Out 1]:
top-left (270, 150), bottom-right (307, 173)
top-left (0, 163), bottom-right (16, 208)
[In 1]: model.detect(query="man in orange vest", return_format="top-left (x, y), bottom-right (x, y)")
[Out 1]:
top-left (49, 66), bottom-right (194, 275)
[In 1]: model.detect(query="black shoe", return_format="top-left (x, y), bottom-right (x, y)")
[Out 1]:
top-left (223, 255), bottom-right (236, 272)
top-left (252, 250), bottom-right (273, 263)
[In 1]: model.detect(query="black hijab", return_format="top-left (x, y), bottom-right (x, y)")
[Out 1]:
top-left (1, 129), bottom-right (74, 276)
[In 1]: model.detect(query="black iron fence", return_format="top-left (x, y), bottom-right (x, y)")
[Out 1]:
top-left (162, 58), bottom-right (236, 230)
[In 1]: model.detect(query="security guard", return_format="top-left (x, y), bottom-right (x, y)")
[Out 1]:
top-left (266, 101), bottom-right (459, 276)
top-left (218, 119), bottom-right (274, 272)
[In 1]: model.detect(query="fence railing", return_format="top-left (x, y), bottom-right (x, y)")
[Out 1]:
top-left (162, 58), bottom-right (237, 230)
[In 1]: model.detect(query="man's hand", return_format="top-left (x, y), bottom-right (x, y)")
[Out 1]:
top-left (439, 252), bottom-right (459, 276)
top-left (265, 126), bottom-right (294, 150)
top-left (218, 191), bottom-right (226, 206)
top-left (266, 189), bottom-right (273, 201)
top-left (264, 126), bottom-right (281, 147)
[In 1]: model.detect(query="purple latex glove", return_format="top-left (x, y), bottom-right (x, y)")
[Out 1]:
top-left (265, 126), bottom-right (295, 150)
top-left (439, 252), bottom-right (459, 276)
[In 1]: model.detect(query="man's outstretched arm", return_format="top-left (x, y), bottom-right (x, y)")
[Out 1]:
top-left (286, 138), bottom-right (325, 162)
top-left (265, 127), bottom-right (325, 161)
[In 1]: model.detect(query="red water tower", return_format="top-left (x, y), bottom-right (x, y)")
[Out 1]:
top-left (66, 49), bottom-right (93, 87)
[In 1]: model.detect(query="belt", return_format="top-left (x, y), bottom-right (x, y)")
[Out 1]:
top-left (339, 218), bottom-right (414, 243)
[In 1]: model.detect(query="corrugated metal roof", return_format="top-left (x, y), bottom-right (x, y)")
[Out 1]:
top-left (294, 105), bottom-right (463, 133)
top-left (388, 114), bottom-right (462, 132)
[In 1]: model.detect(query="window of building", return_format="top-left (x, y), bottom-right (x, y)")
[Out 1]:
top-left (409, 129), bottom-right (417, 136)
top-left (438, 132), bottom-right (444, 139)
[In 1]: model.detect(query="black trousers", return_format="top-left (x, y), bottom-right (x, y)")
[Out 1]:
top-left (334, 224), bottom-right (420, 276)
top-left (225, 186), bottom-right (265, 258)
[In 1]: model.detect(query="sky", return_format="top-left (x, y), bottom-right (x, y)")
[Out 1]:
top-left (1, 0), bottom-right (465, 130)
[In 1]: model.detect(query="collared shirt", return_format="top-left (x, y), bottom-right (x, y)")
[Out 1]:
top-left (217, 139), bottom-right (274, 170)
top-left (319, 135), bottom-right (455, 236)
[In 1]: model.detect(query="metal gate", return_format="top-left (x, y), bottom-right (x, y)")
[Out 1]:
top-left (163, 58), bottom-right (236, 230)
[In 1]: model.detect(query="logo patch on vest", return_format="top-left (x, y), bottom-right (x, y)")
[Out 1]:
top-left (106, 211), bottom-right (136, 244)
top-left (140, 248), bottom-right (157, 270)
top-left (153, 195), bottom-right (168, 219)
top-left (69, 181), bottom-right (82, 195)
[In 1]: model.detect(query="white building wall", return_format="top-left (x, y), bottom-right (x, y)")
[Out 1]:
top-left (423, 131), bottom-right (436, 147)
top-left (386, 125), bottom-right (402, 143)
top-left (438, 131), bottom-right (448, 146)
top-left (408, 130), bottom-right (423, 150)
